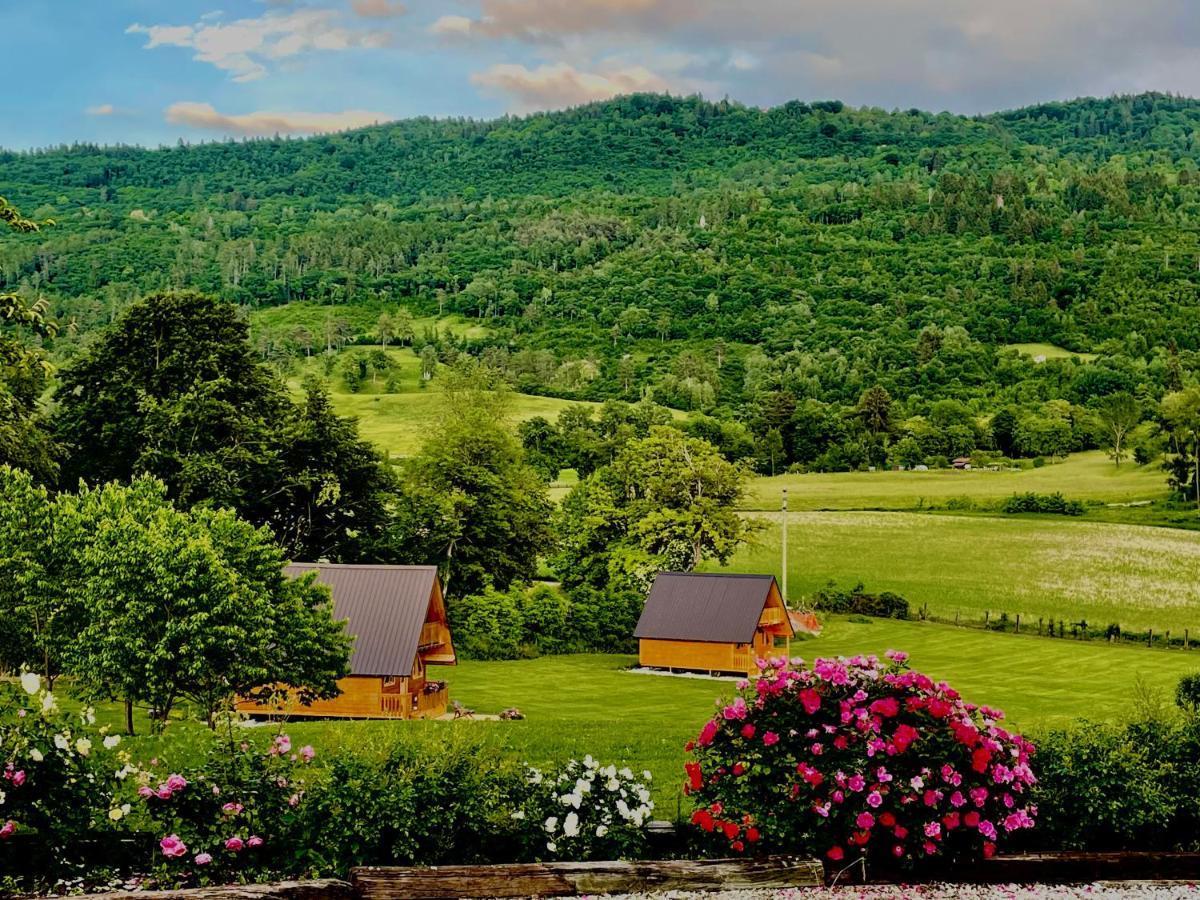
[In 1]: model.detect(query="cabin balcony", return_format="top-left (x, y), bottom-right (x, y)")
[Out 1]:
top-left (758, 607), bottom-right (787, 627)
top-left (412, 681), bottom-right (448, 718)
top-left (418, 621), bottom-right (456, 664)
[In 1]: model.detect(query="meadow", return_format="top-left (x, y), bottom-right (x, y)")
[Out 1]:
top-left (1004, 342), bottom-right (1100, 362)
top-left (84, 616), bottom-right (1200, 813)
top-left (715, 511), bottom-right (1200, 633)
top-left (283, 344), bottom-right (597, 457)
top-left (740, 451), bottom-right (1167, 511)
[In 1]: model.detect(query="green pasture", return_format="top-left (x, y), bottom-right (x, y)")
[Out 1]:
top-left (1004, 342), bottom-right (1099, 362)
top-left (742, 451), bottom-right (1167, 512)
top-left (250, 303), bottom-right (491, 341)
top-left (283, 346), bottom-right (597, 457)
top-left (714, 510), bottom-right (1200, 633)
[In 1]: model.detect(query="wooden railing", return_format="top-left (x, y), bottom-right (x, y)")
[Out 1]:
top-left (759, 608), bottom-right (787, 626)
top-left (413, 684), bottom-right (448, 717)
top-left (380, 693), bottom-right (409, 716)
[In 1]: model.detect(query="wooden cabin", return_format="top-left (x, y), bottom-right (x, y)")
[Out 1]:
top-left (634, 573), bottom-right (793, 675)
top-left (236, 563), bottom-right (456, 720)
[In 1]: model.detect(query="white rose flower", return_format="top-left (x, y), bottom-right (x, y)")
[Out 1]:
top-left (575, 778), bottom-right (591, 794)
top-left (595, 825), bottom-right (608, 838)
top-left (544, 816), bottom-right (558, 834)
top-left (108, 808), bottom-right (124, 821)
top-left (20, 672), bottom-right (41, 695)
top-left (616, 799), bottom-right (631, 820)
top-left (0, 790), bottom-right (6, 806)
top-left (583, 755), bottom-right (595, 769)
top-left (75, 738), bottom-right (92, 757)
top-left (619, 767), bottom-right (633, 779)
top-left (606, 778), bottom-right (620, 792)
top-left (563, 812), bottom-right (580, 837)
top-left (53, 734), bottom-right (70, 752)
top-left (510, 810), bottom-right (525, 820)
top-left (29, 748), bottom-right (44, 763)
top-left (546, 841), bottom-right (557, 853)
top-left (642, 771), bottom-right (652, 781)
top-left (41, 693), bottom-right (57, 713)
top-left (103, 735), bottom-right (121, 750)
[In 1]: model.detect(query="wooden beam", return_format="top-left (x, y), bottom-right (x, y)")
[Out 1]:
top-left (352, 857), bottom-right (823, 899)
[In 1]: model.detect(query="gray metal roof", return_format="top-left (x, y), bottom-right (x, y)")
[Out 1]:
top-left (634, 572), bottom-right (781, 643)
top-left (286, 563), bottom-right (439, 677)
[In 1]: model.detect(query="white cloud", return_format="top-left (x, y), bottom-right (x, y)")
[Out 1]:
top-left (429, 15), bottom-right (473, 37)
top-left (165, 101), bottom-right (391, 136)
top-left (472, 61), bottom-right (679, 112)
top-left (86, 104), bottom-right (116, 116)
top-left (351, 0), bottom-right (407, 18)
top-left (127, 9), bottom-right (389, 82)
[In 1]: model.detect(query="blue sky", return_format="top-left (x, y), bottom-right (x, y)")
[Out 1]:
top-left (4, 0), bottom-right (1200, 150)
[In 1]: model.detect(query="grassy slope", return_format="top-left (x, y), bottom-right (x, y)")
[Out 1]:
top-left (1005, 342), bottom-right (1099, 362)
top-left (741, 451), bottom-right (1167, 511)
top-left (284, 345), bottom-right (597, 457)
top-left (713, 510), bottom-right (1200, 632)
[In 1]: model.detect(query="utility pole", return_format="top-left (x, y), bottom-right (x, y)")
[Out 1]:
top-left (781, 488), bottom-right (789, 606)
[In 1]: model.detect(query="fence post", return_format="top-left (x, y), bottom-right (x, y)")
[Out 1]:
top-left (984, 610), bottom-right (990, 628)
top-left (955, 611), bottom-right (959, 626)
top-left (1149, 628), bottom-right (1153, 648)
top-left (1187, 629), bottom-right (1190, 651)
top-left (1059, 619), bottom-right (1065, 638)
top-left (1015, 614), bottom-right (1020, 634)
top-left (1038, 617), bottom-right (1043, 635)
top-left (1167, 630), bottom-right (1171, 648)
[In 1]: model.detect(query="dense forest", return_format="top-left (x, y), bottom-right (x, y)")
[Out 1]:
top-left (3, 91), bottom-right (1200, 483)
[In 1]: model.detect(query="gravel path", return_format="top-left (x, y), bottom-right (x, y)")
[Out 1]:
top-left (597, 885), bottom-right (1200, 899)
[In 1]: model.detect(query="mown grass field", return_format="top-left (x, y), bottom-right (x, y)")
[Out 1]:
top-left (741, 451), bottom-right (1167, 511)
top-left (714, 511), bottom-right (1200, 633)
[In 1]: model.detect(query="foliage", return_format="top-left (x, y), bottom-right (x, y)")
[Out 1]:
top-left (683, 653), bottom-right (1036, 866)
top-left (812, 582), bottom-right (910, 620)
top-left (0, 675), bottom-right (124, 869)
top-left (53, 291), bottom-right (394, 560)
top-left (292, 732), bottom-right (530, 875)
top-left (390, 361), bottom-right (554, 596)
top-left (1030, 716), bottom-right (1200, 851)
top-left (523, 756), bottom-right (654, 860)
top-left (1175, 673), bottom-right (1200, 713)
top-left (1000, 492), bottom-right (1085, 516)
top-left (123, 730), bottom-right (319, 885)
top-left (555, 427), bottom-right (753, 593)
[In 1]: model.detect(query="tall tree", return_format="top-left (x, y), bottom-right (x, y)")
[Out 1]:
top-left (1161, 388), bottom-right (1200, 509)
top-left (1097, 392), bottom-right (1141, 467)
top-left (390, 362), bottom-right (554, 595)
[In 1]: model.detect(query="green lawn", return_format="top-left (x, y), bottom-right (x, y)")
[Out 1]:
top-left (1005, 342), bottom-right (1099, 362)
top-left (742, 451), bottom-right (1166, 512)
top-left (712, 510), bottom-right (1200, 633)
top-left (78, 619), bottom-right (1200, 813)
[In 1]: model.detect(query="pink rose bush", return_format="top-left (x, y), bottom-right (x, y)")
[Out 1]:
top-left (127, 731), bottom-right (317, 885)
top-left (684, 652), bottom-right (1036, 867)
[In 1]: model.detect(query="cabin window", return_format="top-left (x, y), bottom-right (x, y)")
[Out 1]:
top-left (773, 634), bottom-right (789, 649)
top-left (383, 676), bottom-right (397, 686)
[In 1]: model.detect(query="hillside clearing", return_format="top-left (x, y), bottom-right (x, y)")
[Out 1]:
top-left (713, 511), bottom-right (1200, 632)
top-left (742, 451), bottom-right (1166, 511)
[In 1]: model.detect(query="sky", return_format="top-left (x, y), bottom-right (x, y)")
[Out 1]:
top-left (3, 0), bottom-right (1200, 149)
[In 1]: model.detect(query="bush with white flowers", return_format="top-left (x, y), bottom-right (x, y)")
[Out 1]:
top-left (521, 755), bottom-right (654, 861)
top-left (0, 672), bottom-right (127, 864)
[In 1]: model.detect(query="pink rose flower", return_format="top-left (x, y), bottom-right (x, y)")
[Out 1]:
top-left (222, 802), bottom-right (244, 815)
top-left (299, 745), bottom-right (315, 762)
top-left (247, 835), bottom-right (264, 848)
top-left (225, 836), bottom-right (245, 852)
top-left (10, 770), bottom-right (25, 788)
top-left (156, 786), bottom-right (173, 800)
top-left (166, 773), bottom-right (188, 792)
top-left (866, 790), bottom-right (883, 808)
top-left (763, 731), bottom-right (780, 746)
top-left (194, 852), bottom-right (213, 866)
top-left (0, 821), bottom-right (15, 840)
top-left (160, 834), bottom-right (188, 858)
top-left (137, 785), bottom-right (154, 799)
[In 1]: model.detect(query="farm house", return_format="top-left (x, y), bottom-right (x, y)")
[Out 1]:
top-left (236, 563), bottom-right (456, 720)
top-left (634, 572), bottom-right (794, 675)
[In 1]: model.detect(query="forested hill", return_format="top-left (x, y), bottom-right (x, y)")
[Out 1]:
top-left (3, 92), bottom-right (1200, 477)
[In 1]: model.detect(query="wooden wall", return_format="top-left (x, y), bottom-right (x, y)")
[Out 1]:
top-left (638, 638), bottom-right (751, 674)
top-left (236, 676), bottom-right (406, 719)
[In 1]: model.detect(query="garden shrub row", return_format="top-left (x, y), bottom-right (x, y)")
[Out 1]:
top-left (1001, 492), bottom-right (1085, 515)
top-left (812, 582), bottom-right (911, 620)
top-left (449, 583), bottom-right (643, 659)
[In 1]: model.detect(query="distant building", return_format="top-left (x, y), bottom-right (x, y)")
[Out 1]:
top-left (634, 573), bottom-right (793, 675)
top-left (952, 457), bottom-right (972, 469)
top-left (236, 563), bottom-right (455, 720)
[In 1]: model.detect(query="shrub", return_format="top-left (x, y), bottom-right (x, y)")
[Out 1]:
top-left (120, 728), bottom-right (318, 886)
top-left (449, 585), bottom-right (527, 659)
top-left (812, 583), bottom-right (910, 620)
top-left (293, 732), bottom-right (530, 874)
top-left (1029, 718), bottom-right (1200, 850)
top-left (683, 653), bottom-right (1036, 867)
top-left (1176, 673), bottom-right (1200, 713)
top-left (522, 756), bottom-right (655, 861)
top-left (1001, 492), bottom-right (1084, 515)
top-left (567, 586), bottom-right (642, 653)
top-left (0, 675), bottom-right (125, 870)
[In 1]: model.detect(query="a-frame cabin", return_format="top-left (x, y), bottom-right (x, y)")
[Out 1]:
top-left (634, 572), bottom-right (793, 675)
top-left (236, 563), bottom-right (456, 719)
